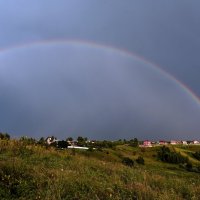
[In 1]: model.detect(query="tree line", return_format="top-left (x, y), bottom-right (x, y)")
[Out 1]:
top-left (0, 132), bottom-right (141, 149)
top-left (0, 132), bottom-right (10, 140)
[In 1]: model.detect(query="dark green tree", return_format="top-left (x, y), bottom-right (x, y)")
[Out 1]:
top-left (20, 136), bottom-right (36, 145)
top-left (57, 140), bottom-right (68, 149)
top-left (158, 146), bottom-right (188, 164)
top-left (136, 156), bottom-right (145, 165)
top-left (122, 157), bottom-right (134, 167)
top-left (66, 137), bottom-right (73, 142)
top-left (38, 137), bottom-right (45, 145)
top-left (77, 136), bottom-right (86, 146)
top-left (130, 138), bottom-right (139, 147)
top-left (0, 132), bottom-right (10, 140)
top-left (193, 151), bottom-right (200, 161)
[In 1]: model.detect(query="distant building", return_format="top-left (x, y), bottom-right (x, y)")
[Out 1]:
top-left (159, 141), bottom-right (168, 145)
top-left (182, 141), bottom-right (187, 145)
top-left (68, 146), bottom-right (89, 150)
top-left (170, 140), bottom-right (177, 145)
top-left (67, 140), bottom-right (77, 146)
top-left (46, 136), bottom-right (58, 145)
top-left (143, 140), bottom-right (152, 147)
top-left (193, 140), bottom-right (200, 145)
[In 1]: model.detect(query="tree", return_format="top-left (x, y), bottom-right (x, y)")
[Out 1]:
top-left (136, 156), bottom-right (145, 165)
top-left (77, 136), bottom-right (84, 142)
top-left (193, 151), bottom-right (200, 161)
top-left (4, 133), bottom-right (10, 140)
top-left (38, 137), bottom-right (45, 145)
top-left (0, 132), bottom-right (10, 140)
top-left (186, 161), bottom-right (193, 171)
top-left (77, 136), bottom-right (86, 146)
top-left (130, 138), bottom-right (139, 147)
top-left (66, 137), bottom-right (73, 142)
top-left (57, 140), bottom-right (68, 149)
top-left (20, 136), bottom-right (36, 145)
top-left (122, 157), bottom-right (134, 167)
top-left (157, 146), bottom-right (188, 164)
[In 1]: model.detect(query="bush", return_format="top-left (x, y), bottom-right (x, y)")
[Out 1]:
top-left (87, 147), bottom-right (94, 152)
top-left (19, 137), bottom-right (36, 145)
top-left (57, 140), bottom-right (68, 149)
top-left (122, 157), bottom-right (134, 167)
top-left (193, 151), bottom-right (200, 161)
top-left (0, 132), bottom-right (10, 140)
top-left (186, 162), bottom-right (193, 171)
top-left (136, 156), bottom-right (145, 165)
top-left (0, 162), bottom-right (36, 199)
top-left (157, 146), bottom-right (188, 164)
top-left (129, 138), bottom-right (139, 147)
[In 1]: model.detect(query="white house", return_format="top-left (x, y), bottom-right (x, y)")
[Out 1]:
top-left (193, 140), bottom-right (200, 145)
top-left (68, 146), bottom-right (89, 150)
top-left (170, 140), bottom-right (177, 145)
top-left (182, 141), bottom-right (187, 145)
top-left (46, 136), bottom-right (58, 145)
top-left (159, 141), bottom-right (168, 145)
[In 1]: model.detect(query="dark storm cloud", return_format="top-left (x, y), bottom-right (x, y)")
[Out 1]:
top-left (0, 0), bottom-right (200, 95)
top-left (0, 1), bottom-right (200, 140)
top-left (0, 43), bottom-right (200, 140)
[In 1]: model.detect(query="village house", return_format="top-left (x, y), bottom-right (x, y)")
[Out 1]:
top-left (181, 141), bottom-right (187, 145)
top-left (192, 140), bottom-right (200, 145)
top-left (66, 140), bottom-right (78, 146)
top-left (159, 141), bottom-right (168, 145)
top-left (68, 146), bottom-right (89, 150)
top-left (170, 140), bottom-right (177, 145)
top-left (143, 140), bottom-right (152, 147)
top-left (46, 136), bottom-right (58, 145)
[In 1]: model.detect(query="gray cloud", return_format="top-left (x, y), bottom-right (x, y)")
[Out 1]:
top-left (0, 0), bottom-right (200, 96)
top-left (0, 43), bottom-right (200, 140)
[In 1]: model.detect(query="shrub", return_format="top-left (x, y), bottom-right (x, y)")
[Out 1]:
top-left (193, 151), bottom-right (200, 161)
top-left (129, 138), bottom-right (139, 147)
top-left (0, 162), bottom-right (36, 199)
top-left (0, 132), bottom-right (10, 140)
top-left (19, 146), bottom-right (34, 158)
top-left (57, 140), bottom-right (68, 149)
top-left (19, 137), bottom-right (36, 145)
top-left (87, 147), bottom-right (94, 152)
top-left (122, 157), bottom-right (134, 167)
top-left (186, 162), bottom-right (193, 171)
top-left (136, 156), bottom-right (145, 165)
top-left (157, 146), bottom-right (188, 164)
top-left (37, 137), bottom-right (45, 145)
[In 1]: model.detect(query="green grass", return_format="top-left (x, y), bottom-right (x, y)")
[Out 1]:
top-left (0, 140), bottom-right (200, 200)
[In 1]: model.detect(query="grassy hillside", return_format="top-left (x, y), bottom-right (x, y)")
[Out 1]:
top-left (0, 140), bottom-right (200, 200)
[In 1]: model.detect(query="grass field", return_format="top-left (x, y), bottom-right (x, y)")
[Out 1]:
top-left (0, 140), bottom-right (200, 200)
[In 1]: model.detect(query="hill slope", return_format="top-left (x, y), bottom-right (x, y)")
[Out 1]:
top-left (0, 140), bottom-right (200, 200)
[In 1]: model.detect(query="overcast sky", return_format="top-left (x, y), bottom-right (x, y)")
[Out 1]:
top-left (0, 1), bottom-right (200, 140)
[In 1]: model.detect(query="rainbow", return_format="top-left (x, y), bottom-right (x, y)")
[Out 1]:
top-left (0, 38), bottom-right (200, 106)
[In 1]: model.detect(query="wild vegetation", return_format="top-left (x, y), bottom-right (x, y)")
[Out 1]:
top-left (0, 136), bottom-right (200, 200)
top-left (193, 151), bottom-right (200, 161)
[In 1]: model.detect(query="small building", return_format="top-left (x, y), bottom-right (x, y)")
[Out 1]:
top-left (67, 140), bottom-right (78, 146)
top-left (68, 146), bottom-right (89, 150)
top-left (193, 140), bottom-right (200, 145)
top-left (46, 136), bottom-right (58, 145)
top-left (182, 141), bottom-right (187, 145)
top-left (143, 140), bottom-right (152, 147)
top-left (170, 140), bottom-right (177, 145)
top-left (159, 141), bottom-right (168, 145)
